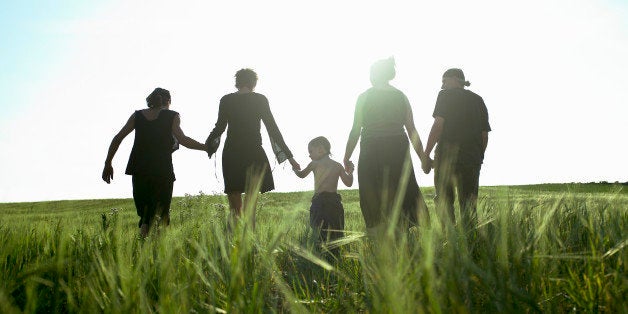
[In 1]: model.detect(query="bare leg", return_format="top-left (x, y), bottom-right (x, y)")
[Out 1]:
top-left (227, 193), bottom-right (243, 215)
top-left (140, 223), bottom-right (149, 238)
top-left (227, 193), bottom-right (242, 230)
top-left (243, 192), bottom-right (259, 229)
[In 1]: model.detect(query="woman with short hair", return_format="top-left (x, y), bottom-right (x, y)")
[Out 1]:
top-left (206, 69), bottom-right (300, 227)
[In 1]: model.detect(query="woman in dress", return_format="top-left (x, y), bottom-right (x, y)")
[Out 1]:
top-left (206, 69), bottom-right (300, 227)
top-left (102, 88), bottom-right (207, 237)
top-left (343, 58), bottom-right (429, 235)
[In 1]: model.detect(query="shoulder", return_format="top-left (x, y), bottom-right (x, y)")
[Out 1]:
top-left (393, 88), bottom-right (410, 104)
top-left (220, 93), bottom-right (237, 102)
top-left (128, 110), bottom-right (140, 122)
top-left (162, 109), bottom-right (179, 118)
top-left (356, 89), bottom-right (371, 105)
top-left (359, 88), bottom-right (374, 98)
top-left (468, 90), bottom-right (485, 103)
top-left (252, 92), bottom-right (269, 104)
top-left (437, 89), bottom-right (451, 98)
top-left (389, 85), bottom-right (404, 94)
top-left (436, 89), bottom-right (461, 103)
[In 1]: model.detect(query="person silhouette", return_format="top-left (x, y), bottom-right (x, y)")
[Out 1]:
top-left (423, 68), bottom-right (491, 227)
top-left (206, 69), bottom-right (300, 229)
top-left (293, 136), bottom-right (353, 250)
top-left (343, 58), bottom-right (429, 237)
top-left (102, 88), bottom-right (207, 237)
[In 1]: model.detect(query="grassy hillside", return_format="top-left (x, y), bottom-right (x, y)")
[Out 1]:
top-left (0, 184), bottom-right (626, 313)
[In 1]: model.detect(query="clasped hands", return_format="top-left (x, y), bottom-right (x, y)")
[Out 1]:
top-left (343, 159), bottom-right (355, 173)
top-left (421, 156), bottom-right (433, 174)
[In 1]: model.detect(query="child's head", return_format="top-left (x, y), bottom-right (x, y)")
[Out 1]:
top-left (308, 136), bottom-right (331, 160)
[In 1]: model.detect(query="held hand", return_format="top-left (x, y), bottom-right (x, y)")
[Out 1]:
top-left (344, 159), bottom-right (354, 173)
top-left (421, 157), bottom-right (433, 174)
top-left (102, 163), bottom-right (114, 184)
top-left (289, 158), bottom-right (301, 171)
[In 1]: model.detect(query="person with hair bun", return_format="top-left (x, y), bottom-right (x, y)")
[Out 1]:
top-left (102, 87), bottom-right (207, 237)
top-left (206, 69), bottom-right (300, 228)
top-left (343, 57), bottom-right (429, 237)
top-left (423, 68), bottom-right (491, 228)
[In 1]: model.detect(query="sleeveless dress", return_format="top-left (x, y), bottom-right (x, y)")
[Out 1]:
top-left (206, 92), bottom-right (292, 194)
top-left (356, 87), bottom-right (427, 228)
top-left (125, 109), bottom-right (178, 226)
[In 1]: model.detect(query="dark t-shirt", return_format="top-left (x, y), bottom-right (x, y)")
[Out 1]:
top-left (433, 88), bottom-right (491, 165)
top-left (206, 92), bottom-right (293, 163)
top-left (125, 109), bottom-right (178, 180)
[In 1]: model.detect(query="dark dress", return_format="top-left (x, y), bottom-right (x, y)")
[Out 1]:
top-left (125, 109), bottom-right (179, 227)
top-left (355, 86), bottom-right (427, 228)
top-left (206, 92), bottom-right (292, 193)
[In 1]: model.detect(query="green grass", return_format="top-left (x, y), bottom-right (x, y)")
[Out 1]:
top-left (0, 183), bottom-right (626, 313)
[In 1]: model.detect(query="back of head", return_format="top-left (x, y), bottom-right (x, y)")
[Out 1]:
top-left (309, 136), bottom-right (331, 154)
top-left (370, 57), bottom-right (396, 84)
top-left (443, 68), bottom-right (471, 87)
top-left (235, 68), bottom-right (258, 89)
top-left (146, 87), bottom-right (171, 108)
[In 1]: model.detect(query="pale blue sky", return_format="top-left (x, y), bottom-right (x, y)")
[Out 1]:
top-left (1, 0), bottom-right (626, 202)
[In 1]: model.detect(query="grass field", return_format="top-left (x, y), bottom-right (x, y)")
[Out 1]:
top-left (0, 183), bottom-right (626, 313)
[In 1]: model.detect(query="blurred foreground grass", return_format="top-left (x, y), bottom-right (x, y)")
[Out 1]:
top-left (0, 183), bottom-right (626, 313)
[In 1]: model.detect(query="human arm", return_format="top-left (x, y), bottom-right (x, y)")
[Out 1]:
top-left (172, 114), bottom-right (206, 151)
top-left (260, 96), bottom-right (295, 165)
top-left (425, 116), bottom-right (444, 158)
top-left (421, 117), bottom-right (444, 174)
top-left (425, 90), bottom-right (450, 159)
top-left (293, 162), bottom-right (314, 178)
top-left (288, 158), bottom-right (301, 171)
top-left (403, 101), bottom-right (428, 162)
top-left (338, 162), bottom-right (354, 187)
top-left (205, 98), bottom-right (228, 157)
top-left (102, 114), bottom-right (135, 183)
top-left (480, 97), bottom-right (490, 155)
top-left (343, 95), bottom-right (364, 172)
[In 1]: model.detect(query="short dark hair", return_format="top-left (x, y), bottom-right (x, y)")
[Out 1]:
top-left (370, 57), bottom-right (396, 83)
top-left (235, 68), bottom-right (258, 89)
top-left (309, 136), bottom-right (331, 154)
top-left (443, 68), bottom-right (471, 87)
top-left (146, 87), bottom-right (171, 108)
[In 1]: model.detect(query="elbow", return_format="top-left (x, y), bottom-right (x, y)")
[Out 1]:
top-left (111, 134), bottom-right (124, 146)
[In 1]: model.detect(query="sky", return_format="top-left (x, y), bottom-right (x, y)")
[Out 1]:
top-left (0, 0), bottom-right (626, 203)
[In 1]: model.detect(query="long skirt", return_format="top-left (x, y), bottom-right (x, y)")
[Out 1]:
top-left (358, 135), bottom-right (427, 228)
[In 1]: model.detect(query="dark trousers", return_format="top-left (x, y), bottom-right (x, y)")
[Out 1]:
top-left (434, 158), bottom-right (481, 227)
top-left (132, 175), bottom-right (174, 228)
top-left (310, 192), bottom-right (345, 242)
